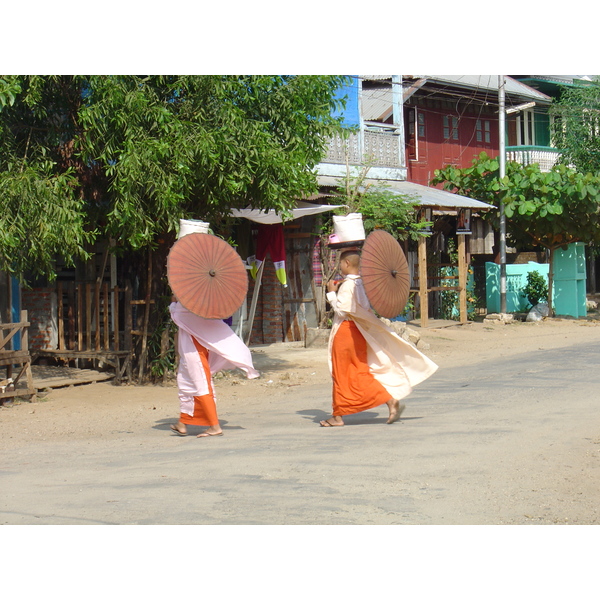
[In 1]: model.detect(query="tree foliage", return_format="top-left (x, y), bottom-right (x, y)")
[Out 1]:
top-left (432, 152), bottom-right (600, 312)
top-left (433, 152), bottom-right (600, 250)
top-left (0, 165), bottom-right (94, 278)
top-left (0, 75), bottom-right (350, 278)
top-left (550, 79), bottom-right (600, 174)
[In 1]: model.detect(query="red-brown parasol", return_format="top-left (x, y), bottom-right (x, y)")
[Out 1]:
top-left (360, 229), bottom-right (410, 319)
top-left (167, 233), bottom-right (248, 319)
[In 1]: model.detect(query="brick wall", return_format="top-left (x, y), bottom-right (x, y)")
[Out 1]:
top-left (21, 288), bottom-right (57, 351)
top-left (512, 251), bottom-right (547, 265)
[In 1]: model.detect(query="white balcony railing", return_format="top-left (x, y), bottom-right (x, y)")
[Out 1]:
top-left (322, 126), bottom-right (403, 169)
top-left (506, 146), bottom-right (562, 172)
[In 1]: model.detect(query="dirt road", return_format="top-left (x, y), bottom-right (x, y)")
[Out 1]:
top-left (1, 317), bottom-right (599, 525)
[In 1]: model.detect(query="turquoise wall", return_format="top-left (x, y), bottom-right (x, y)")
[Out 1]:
top-left (486, 244), bottom-right (587, 317)
top-left (486, 262), bottom-right (550, 313)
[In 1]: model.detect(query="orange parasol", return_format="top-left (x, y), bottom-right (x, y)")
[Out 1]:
top-left (360, 229), bottom-right (410, 319)
top-left (167, 233), bottom-right (248, 319)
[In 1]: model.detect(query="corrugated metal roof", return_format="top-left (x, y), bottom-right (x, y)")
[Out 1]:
top-left (230, 201), bottom-right (346, 224)
top-left (362, 85), bottom-right (393, 121)
top-left (409, 75), bottom-right (552, 103)
top-left (387, 181), bottom-right (495, 209)
top-left (518, 75), bottom-right (592, 84)
top-left (360, 75), bottom-right (551, 122)
top-left (317, 176), bottom-right (494, 210)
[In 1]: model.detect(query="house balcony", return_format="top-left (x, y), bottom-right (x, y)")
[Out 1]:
top-left (506, 146), bottom-right (562, 172)
top-left (321, 124), bottom-right (404, 171)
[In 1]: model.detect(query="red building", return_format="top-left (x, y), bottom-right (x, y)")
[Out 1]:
top-left (401, 76), bottom-right (551, 186)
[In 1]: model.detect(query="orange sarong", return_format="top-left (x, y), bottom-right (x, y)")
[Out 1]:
top-left (179, 337), bottom-right (219, 426)
top-left (331, 320), bottom-right (391, 416)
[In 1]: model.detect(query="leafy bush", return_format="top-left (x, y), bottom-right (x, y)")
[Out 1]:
top-left (523, 270), bottom-right (548, 306)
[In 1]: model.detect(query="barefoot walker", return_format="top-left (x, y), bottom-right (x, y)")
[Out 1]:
top-left (169, 300), bottom-right (259, 437)
top-left (320, 216), bottom-right (438, 428)
top-left (167, 220), bottom-right (259, 438)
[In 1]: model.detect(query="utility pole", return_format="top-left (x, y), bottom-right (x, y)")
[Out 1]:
top-left (498, 75), bottom-right (507, 314)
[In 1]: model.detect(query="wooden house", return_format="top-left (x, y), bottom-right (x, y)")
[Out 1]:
top-left (399, 75), bottom-right (552, 184)
top-left (507, 75), bottom-right (592, 171)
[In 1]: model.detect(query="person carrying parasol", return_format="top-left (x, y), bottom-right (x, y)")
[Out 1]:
top-left (320, 216), bottom-right (438, 428)
top-left (167, 221), bottom-right (260, 438)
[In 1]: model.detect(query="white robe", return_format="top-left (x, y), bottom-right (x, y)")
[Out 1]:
top-left (170, 302), bottom-right (260, 416)
top-left (326, 274), bottom-right (438, 401)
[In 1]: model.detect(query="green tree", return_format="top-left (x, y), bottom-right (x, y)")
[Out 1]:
top-left (550, 78), bottom-right (600, 174)
top-left (331, 162), bottom-right (430, 241)
top-left (1, 75), bottom-right (350, 379)
top-left (0, 75), bottom-right (350, 278)
top-left (432, 152), bottom-right (600, 314)
top-left (0, 76), bottom-right (96, 277)
top-left (0, 76), bottom-right (21, 109)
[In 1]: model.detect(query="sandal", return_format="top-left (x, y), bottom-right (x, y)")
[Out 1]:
top-left (170, 424), bottom-right (187, 436)
top-left (320, 418), bottom-right (344, 427)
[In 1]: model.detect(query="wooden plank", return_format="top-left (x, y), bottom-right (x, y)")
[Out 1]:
top-left (124, 285), bottom-right (133, 353)
top-left (35, 349), bottom-right (128, 370)
top-left (86, 283), bottom-right (92, 351)
top-left (415, 275), bottom-right (460, 281)
top-left (113, 286), bottom-right (120, 351)
top-left (138, 249), bottom-right (152, 382)
top-left (36, 349), bottom-right (130, 357)
top-left (285, 232), bottom-right (313, 239)
top-left (0, 352), bottom-right (32, 366)
top-left (418, 235), bottom-right (428, 328)
top-left (458, 234), bottom-right (468, 324)
top-left (58, 281), bottom-right (65, 350)
top-left (0, 311), bottom-right (36, 401)
top-left (67, 282), bottom-right (76, 350)
top-left (403, 78), bottom-right (428, 102)
top-left (95, 282), bottom-right (101, 351)
top-left (77, 283), bottom-right (83, 351)
top-left (32, 368), bottom-right (114, 389)
top-left (0, 322), bottom-right (30, 330)
top-left (103, 282), bottom-right (109, 351)
top-left (245, 260), bottom-right (265, 345)
top-left (0, 327), bottom-right (23, 351)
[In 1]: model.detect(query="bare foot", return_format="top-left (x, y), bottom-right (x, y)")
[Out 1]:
top-left (170, 422), bottom-right (187, 436)
top-left (320, 417), bottom-right (344, 427)
top-left (386, 399), bottom-right (405, 424)
top-left (197, 425), bottom-right (223, 438)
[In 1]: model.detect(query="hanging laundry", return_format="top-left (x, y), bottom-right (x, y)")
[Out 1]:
top-left (251, 223), bottom-right (287, 286)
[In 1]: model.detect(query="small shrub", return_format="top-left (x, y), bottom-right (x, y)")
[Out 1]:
top-left (523, 270), bottom-right (548, 306)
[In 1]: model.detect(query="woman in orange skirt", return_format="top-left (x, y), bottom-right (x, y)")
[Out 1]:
top-left (320, 251), bottom-right (437, 427)
top-left (169, 300), bottom-right (260, 438)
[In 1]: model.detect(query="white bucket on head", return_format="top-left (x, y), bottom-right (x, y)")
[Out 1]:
top-left (333, 213), bottom-right (365, 242)
top-left (178, 219), bottom-right (210, 239)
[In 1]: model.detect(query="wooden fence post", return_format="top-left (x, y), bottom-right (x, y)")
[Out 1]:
top-left (418, 234), bottom-right (428, 327)
top-left (458, 234), bottom-right (468, 324)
